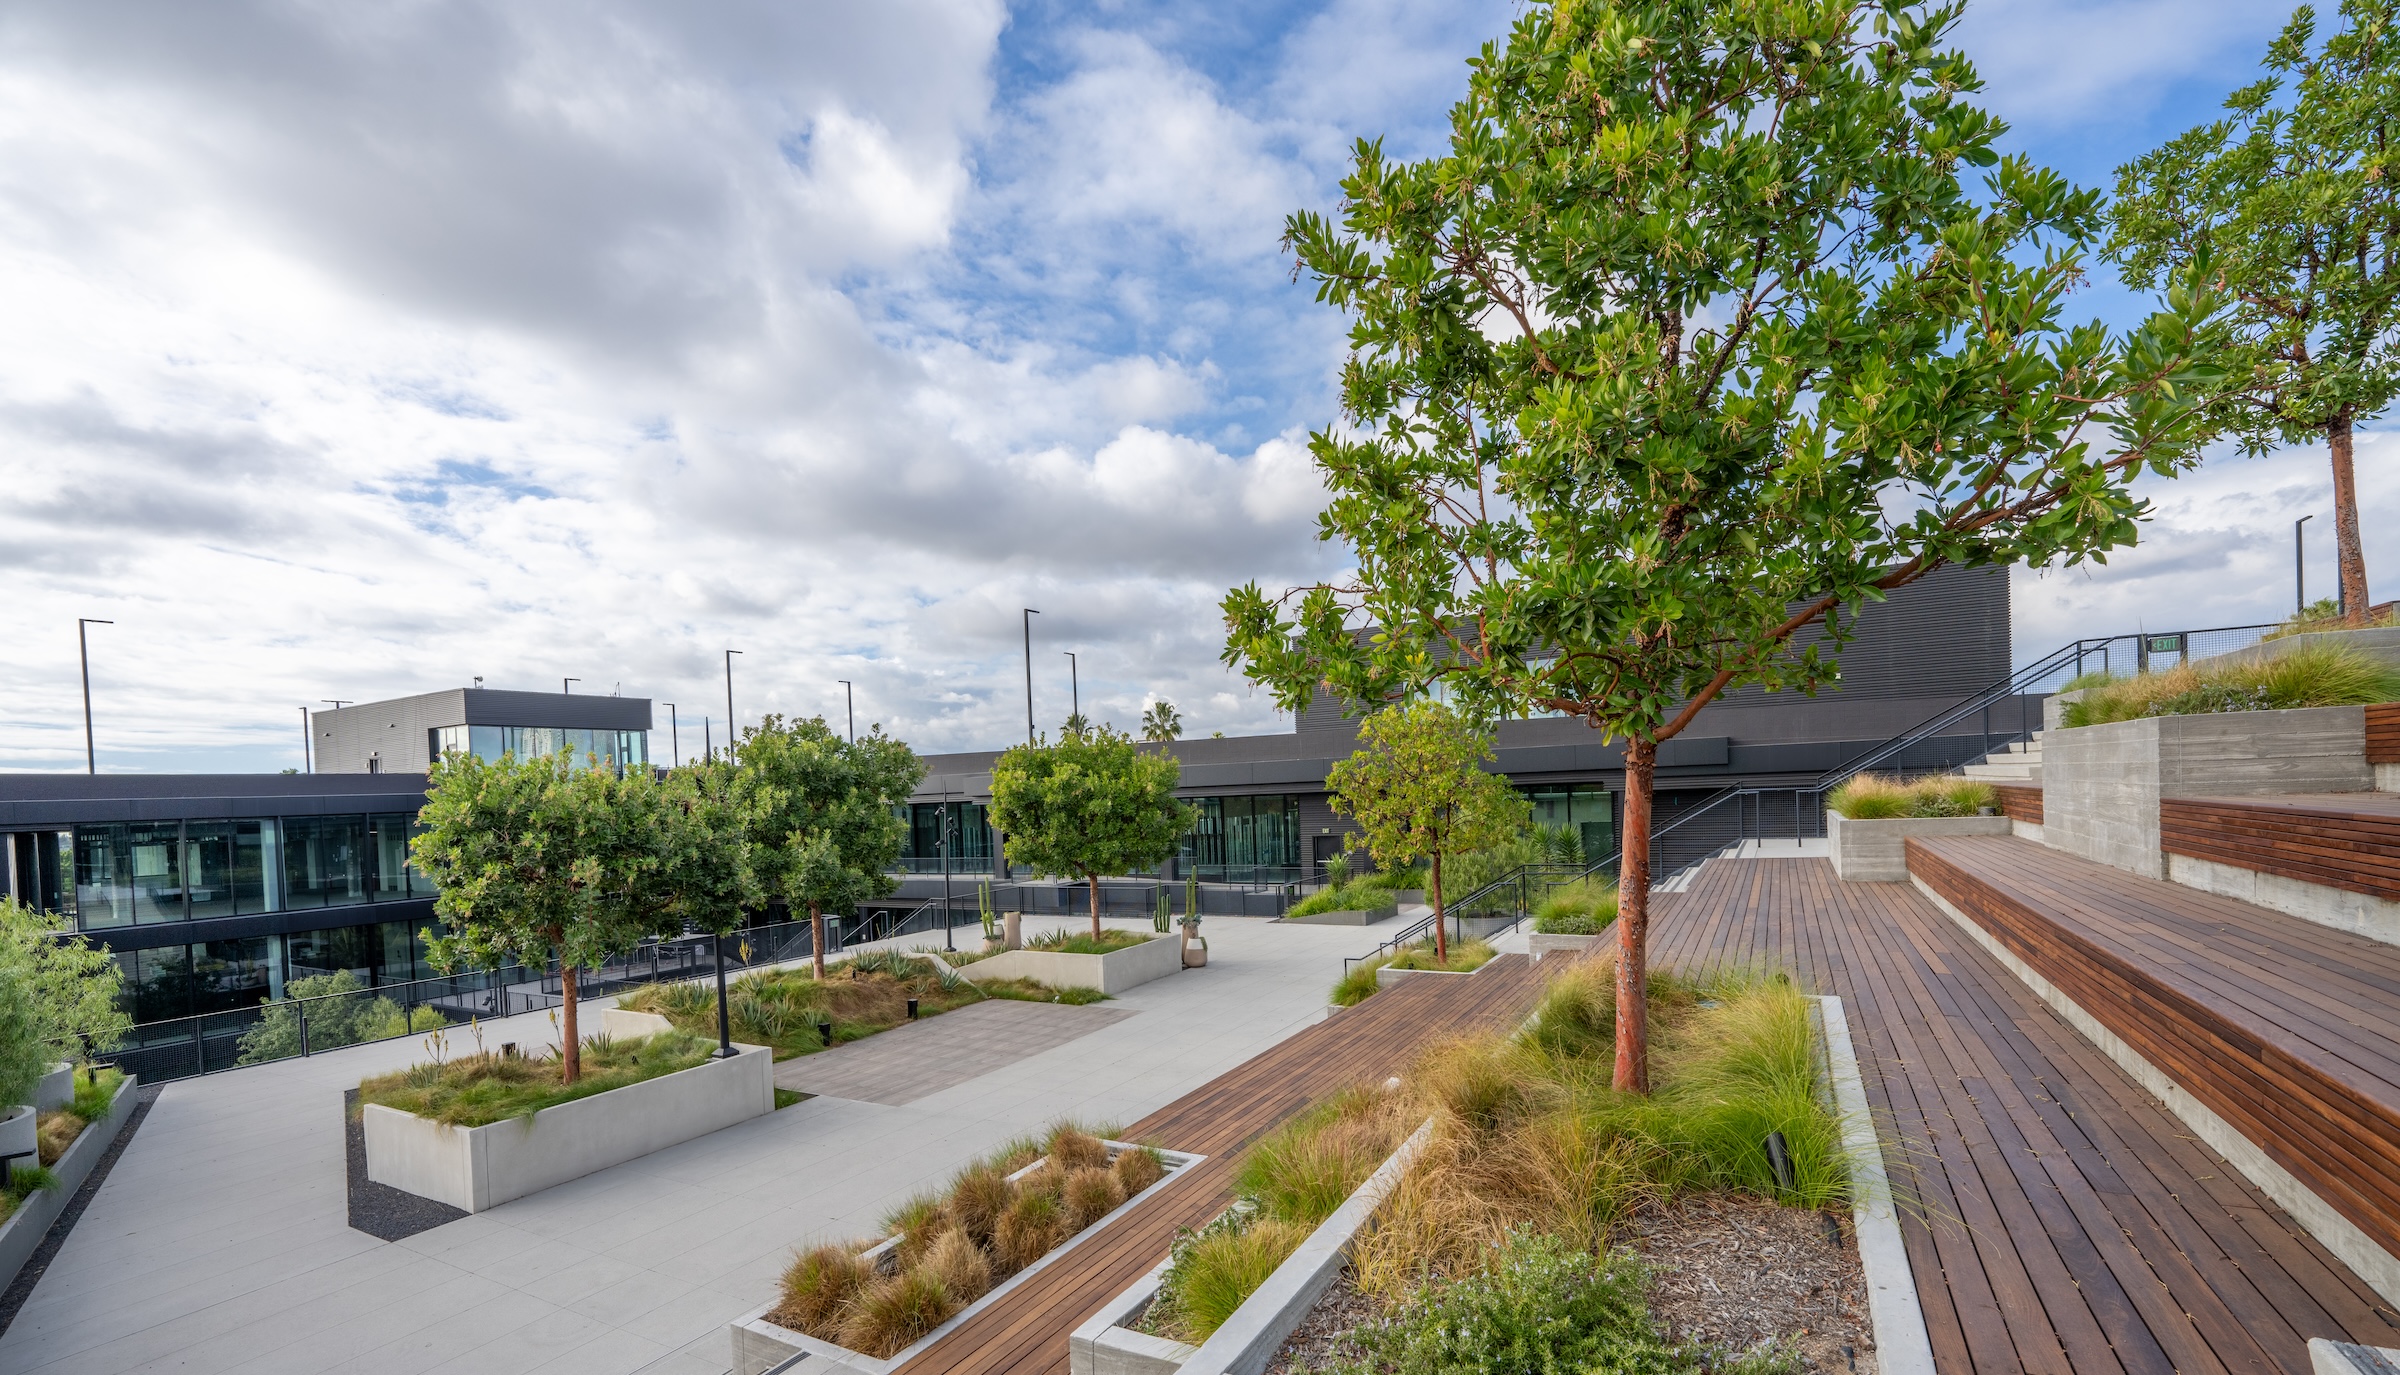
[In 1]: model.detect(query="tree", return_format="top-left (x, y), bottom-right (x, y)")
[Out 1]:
top-left (987, 726), bottom-right (1191, 939)
top-left (1324, 702), bottom-right (1527, 962)
top-left (731, 715), bottom-right (922, 979)
top-left (1222, 0), bottom-right (2224, 1091)
top-left (2112, 0), bottom-right (2400, 624)
top-left (0, 963), bottom-right (49, 1110)
top-left (1142, 700), bottom-right (1184, 743)
top-left (236, 970), bottom-right (443, 1065)
top-left (0, 896), bottom-right (129, 1065)
top-left (411, 752), bottom-right (677, 1083)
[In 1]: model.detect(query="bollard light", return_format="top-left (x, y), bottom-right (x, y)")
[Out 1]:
top-left (817, 1021), bottom-right (834, 1047)
top-left (1765, 1129), bottom-right (1796, 1192)
top-left (906, 997), bottom-right (919, 1021)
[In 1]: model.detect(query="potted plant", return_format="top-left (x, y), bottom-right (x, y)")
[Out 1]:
top-left (1178, 913), bottom-right (1206, 968)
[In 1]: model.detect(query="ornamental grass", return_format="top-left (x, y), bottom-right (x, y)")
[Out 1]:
top-left (1825, 773), bottom-right (1996, 819)
top-left (355, 1029), bottom-right (714, 1127)
top-left (2063, 641), bottom-right (2400, 726)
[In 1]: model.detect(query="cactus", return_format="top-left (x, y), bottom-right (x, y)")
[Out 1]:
top-left (1152, 885), bottom-right (1171, 933)
top-left (1183, 873), bottom-right (1200, 923)
top-left (978, 882), bottom-right (998, 939)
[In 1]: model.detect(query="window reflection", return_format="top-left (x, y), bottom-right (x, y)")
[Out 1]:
top-left (1181, 796), bottom-right (1300, 870)
top-left (432, 723), bottom-right (647, 773)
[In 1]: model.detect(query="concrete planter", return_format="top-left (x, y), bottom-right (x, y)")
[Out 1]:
top-left (1073, 1120), bottom-right (1435, 1375)
top-left (0, 1105), bottom-right (31, 1164)
top-left (32, 1062), bottom-right (72, 1112)
top-left (1279, 904), bottom-right (1397, 927)
top-left (0, 1073), bottom-right (138, 1298)
top-left (958, 935), bottom-right (1182, 995)
top-left (1375, 964), bottom-right (1480, 987)
top-left (363, 1040), bottom-right (774, 1213)
top-left (732, 1140), bottom-right (1205, 1375)
top-left (2042, 706), bottom-right (2374, 879)
top-left (1528, 931), bottom-right (1605, 961)
top-left (1827, 810), bottom-right (2011, 882)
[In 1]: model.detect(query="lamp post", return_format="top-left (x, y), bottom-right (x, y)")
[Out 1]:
top-left (838, 680), bottom-right (854, 742)
top-left (1064, 652), bottom-right (1078, 730)
top-left (2297, 514), bottom-right (2315, 615)
top-left (563, 677), bottom-right (578, 694)
top-left (711, 929), bottom-right (734, 1058)
top-left (940, 798), bottom-right (957, 952)
top-left (299, 707), bottom-right (312, 773)
top-left (663, 703), bottom-right (678, 765)
top-left (77, 618), bottom-right (112, 774)
top-left (724, 649), bottom-right (742, 756)
top-left (1022, 608), bottom-right (1039, 746)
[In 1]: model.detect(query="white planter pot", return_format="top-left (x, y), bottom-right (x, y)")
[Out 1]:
top-left (958, 935), bottom-right (1182, 995)
top-left (0, 1105), bottom-right (32, 1166)
top-left (364, 1041), bottom-right (774, 1212)
top-left (1826, 810), bottom-right (2011, 882)
top-left (2042, 706), bottom-right (2373, 879)
top-left (33, 1062), bottom-right (72, 1112)
top-left (732, 1141), bottom-right (1205, 1375)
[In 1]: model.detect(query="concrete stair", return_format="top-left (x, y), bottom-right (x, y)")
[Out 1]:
top-left (1960, 731), bottom-right (2043, 783)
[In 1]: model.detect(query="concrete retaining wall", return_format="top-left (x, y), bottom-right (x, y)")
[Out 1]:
top-left (0, 1073), bottom-right (138, 1296)
top-left (32, 1063), bottom-right (72, 1112)
top-left (364, 1040), bottom-right (774, 1213)
top-left (1279, 905), bottom-right (1396, 927)
top-left (961, 935), bottom-right (1183, 995)
top-left (2042, 707), bottom-right (2373, 879)
top-left (2167, 853), bottom-right (2400, 947)
top-left (1828, 811), bottom-right (2011, 882)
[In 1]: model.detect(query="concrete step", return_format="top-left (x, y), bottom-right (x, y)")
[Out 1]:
top-left (1962, 761), bottom-right (2042, 782)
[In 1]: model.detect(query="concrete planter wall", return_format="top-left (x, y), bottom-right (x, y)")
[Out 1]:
top-left (1073, 1119), bottom-right (1435, 1375)
top-left (0, 1073), bottom-right (138, 1297)
top-left (1375, 964), bottom-right (1481, 987)
top-left (32, 1062), bottom-right (72, 1111)
top-left (1827, 810), bottom-right (2010, 882)
top-left (2041, 706), bottom-right (2374, 879)
top-left (0, 1105), bottom-right (32, 1163)
top-left (732, 1140), bottom-right (1204, 1375)
top-left (364, 1040), bottom-right (774, 1213)
top-left (960, 934), bottom-right (1182, 995)
top-left (1280, 904), bottom-right (1396, 927)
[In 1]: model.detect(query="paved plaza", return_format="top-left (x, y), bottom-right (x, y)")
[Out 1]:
top-left (0, 913), bottom-right (1435, 1375)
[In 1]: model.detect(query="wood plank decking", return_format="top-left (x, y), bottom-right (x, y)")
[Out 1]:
top-left (1652, 856), bottom-right (2400, 1375)
top-left (2160, 792), bottom-right (2400, 902)
top-left (890, 955), bottom-right (1547, 1375)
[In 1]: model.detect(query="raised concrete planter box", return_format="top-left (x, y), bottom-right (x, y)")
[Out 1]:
top-left (1280, 904), bottom-right (1396, 927)
top-left (364, 1040), bottom-right (773, 1213)
top-left (1375, 964), bottom-right (1480, 987)
top-left (0, 1073), bottom-right (138, 1297)
top-left (32, 1062), bottom-right (72, 1112)
top-left (1828, 810), bottom-right (2010, 882)
top-left (1528, 931), bottom-right (1605, 960)
top-left (2042, 706), bottom-right (2374, 879)
top-left (732, 1140), bottom-right (1203, 1375)
top-left (959, 934), bottom-right (1182, 995)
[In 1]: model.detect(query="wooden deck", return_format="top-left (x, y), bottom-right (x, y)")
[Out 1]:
top-left (1652, 856), bottom-right (2400, 1375)
top-left (890, 955), bottom-right (1548, 1375)
top-left (2161, 791), bottom-right (2400, 902)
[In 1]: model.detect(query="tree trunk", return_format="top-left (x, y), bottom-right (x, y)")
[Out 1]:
top-left (2331, 415), bottom-right (2372, 624)
top-left (559, 961), bottom-right (581, 1085)
top-left (811, 903), bottom-right (827, 980)
top-left (1614, 736), bottom-right (1656, 1095)
top-left (1429, 851), bottom-right (1447, 964)
top-left (1088, 874), bottom-right (1103, 941)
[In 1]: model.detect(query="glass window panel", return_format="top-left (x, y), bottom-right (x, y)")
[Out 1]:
top-left (406, 820), bottom-right (436, 897)
top-left (376, 921), bottom-right (420, 985)
top-left (286, 922), bottom-right (380, 982)
top-left (74, 824), bottom-right (133, 929)
top-left (469, 725), bottom-right (503, 762)
top-left (132, 945), bottom-right (196, 1023)
top-left (192, 938), bottom-right (271, 1016)
top-left (620, 731), bottom-right (648, 768)
top-left (186, 822), bottom-right (237, 920)
top-left (242, 820), bottom-right (281, 914)
top-left (283, 815), bottom-right (367, 910)
top-left (129, 821), bottom-right (186, 924)
top-left (370, 813), bottom-right (415, 899)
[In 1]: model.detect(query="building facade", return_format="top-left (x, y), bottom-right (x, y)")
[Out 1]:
top-left (312, 688), bottom-right (651, 775)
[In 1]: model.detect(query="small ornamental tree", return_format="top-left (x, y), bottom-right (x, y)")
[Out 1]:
top-left (0, 895), bottom-right (130, 1065)
top-left (731, 715), bottom-right (922, 979)
top-left (411, 753), bottom-right (674, 1083)
top-left (1223, 0), bottom-right (2224, 1091)
top-left (1324, 701), bottom-right (1528, 962)
top-left (987, 725), bottom-right (1191, 939)
top-left (2112, 0), bottom-right (2400, 623)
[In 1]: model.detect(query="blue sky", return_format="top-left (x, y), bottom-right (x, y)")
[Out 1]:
top-left (0, 0), bottom-right (2380, 772)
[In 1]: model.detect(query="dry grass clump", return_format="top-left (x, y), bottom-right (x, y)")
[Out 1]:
top-left (356, 1030), bottom-right (714, 1127)
top-left (2065, 641), bottom-right (2400, 726)
top-left (1827, 773), bottom-right (1996, 819)
top-left (771, 1117), bottom-right (1165, 1357)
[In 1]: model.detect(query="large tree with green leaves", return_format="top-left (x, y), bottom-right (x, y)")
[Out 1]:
top-left (987, 725), bottom-right (1191, 939)
top-left (1325, 701), bottom-right (1528, 962)
top-left (2112, 0), bottom-right (2400, 624)
top-left (1222, 0), bottom-right (2225, 1091)
top-left (731, 715), bottom-right (922, 979)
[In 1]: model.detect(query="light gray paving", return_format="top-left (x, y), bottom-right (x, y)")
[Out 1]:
top-left (0, 914), bottom-right (1384, 1375)
top-left (773, 1000), bottom-right (1135, 1105)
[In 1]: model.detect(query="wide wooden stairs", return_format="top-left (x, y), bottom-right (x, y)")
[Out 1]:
top-left (890, 955), bottom-right (1547, 1375)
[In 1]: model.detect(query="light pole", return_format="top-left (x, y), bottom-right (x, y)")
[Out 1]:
top-left (563, 677), bottom-right (578, 694)
top-left (77, 618), bottom-right (112, 774)
top-left (2297, 514), bottom-right (2315, 614)
top-left (939, 797), bottom-right (957, 952)
top-left (1022, 608), bottom-right (1040, 746)
top-left (703, 717), bottom-right (712, 762)
top-left (724, 649), bottom-right (741, 756)
top-left (299, 707), bottom-right (312, 774)
top-left (664, 704), bottom-right (678, 765)
top-left (711, 929), bottom-right (734, 1059)
top-left (1063, 652), bottom-right (1078, 730)
top-left (838, 680), bottom-right (854, 742)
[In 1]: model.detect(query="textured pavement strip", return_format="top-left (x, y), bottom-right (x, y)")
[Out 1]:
top-left (774, 1001), bottom-right (1137, 1106)
top-left (0, 912), bottom-right (1400, 1375)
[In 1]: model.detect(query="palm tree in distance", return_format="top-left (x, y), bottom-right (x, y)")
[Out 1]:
top-left (1142, 700), bottom-right (1183, 743)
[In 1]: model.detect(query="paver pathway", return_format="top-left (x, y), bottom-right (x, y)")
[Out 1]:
top-left (773, 1001), bottom-right (1134, 1106)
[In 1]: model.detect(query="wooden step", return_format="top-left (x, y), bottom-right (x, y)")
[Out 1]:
top-left (2161, 792), bottom-right (2400, 904)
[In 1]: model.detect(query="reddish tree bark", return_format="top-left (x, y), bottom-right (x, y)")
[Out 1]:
top-left (2331, 414), bottom-right (2372, 624)
top-left (1613, 737), bottom-right (1656, 1095)
top-left (559, 961), bottom-right (581, 1084)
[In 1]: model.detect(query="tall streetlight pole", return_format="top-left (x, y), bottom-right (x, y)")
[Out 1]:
top-left (1022, 609), bottom-right (1040, 746)
top-left (2297, 515), bottom-right (2316, 614)
top-left (838, 680), bottom-right (854, 742)
top-left (563, 677), bottom-right (578, 694)
top-left (1064, 652), bottom-right (1078, 730)
top-left (77, 619), bottom-right (112, 774)
top-left (663, 704), bottom-right (678, 765)
top-left (724, 650), bottom-right (742, 758)
top-left (299, 707), bottom-right (312, 774)
top-left (939, 796), bottom-right (957, 952)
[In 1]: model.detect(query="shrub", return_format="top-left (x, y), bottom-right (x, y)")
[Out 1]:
top-left (1385, 939), bottom-right (1494, 973)
top-left (884, 1193), bottom-right (948, 1264)
top-left (1827, 773), bottom-right (1996, 820)
top-left (1023, 928), bottom-right (1152, 955)
top-left (838, 1265), bottom-right (958, 1358)
top-left (1111, 1144), bottom-right (1166, 1197)
top-left (0, 896), bottom-right (129, 1065)
top-left (237, 971), bottom-right (444, 1066)
top-left (0, 964), bottom-right (51, 1110)
top-left (944, 1163), bottom-right (1014, 1248)
top-left (1329, 960), bottom-right (1388, 1007)
top-left (1531, 880), bottom-right (1616, 935)
top-left (776, 1242), bottom-right (875, 1333)
top-left (356, 1029), bottom-right (714, 1126)
top-left (1149, 1212), bottom-right (1313, 1343)
top-left (921, 1227), bottom-right (991, 1305)
top-left (1235, 1086), bottom-right (1411, 1226)
top-left (1052, 986), bottom-right (1108, 1005)
top-left (1063, 1166), bottom-right (1127, 1228)
top-left (1046, 1125), bottom-right (1110, 1171)
top-left (1824, 774), bottom-right (1909, 819)
top-left (2066, 642), bottom-right (2400, 726)
top-left (995, 1188), bottom-right (1069, 1272)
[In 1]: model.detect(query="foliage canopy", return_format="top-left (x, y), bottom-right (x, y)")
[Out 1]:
top-left (987, 725), bottom-right (1190, 938)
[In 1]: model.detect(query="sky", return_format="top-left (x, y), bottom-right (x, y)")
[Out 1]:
top-left (0, 0), bottom-right (2382, 773)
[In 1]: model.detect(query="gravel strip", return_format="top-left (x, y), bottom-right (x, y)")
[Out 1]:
top-left (1264, 1268), bottom-right (1381, 1375)
top-left (344, 1088), bottom-right (468, 1241)
top-left (1622, 1193), bottom-right (1873, 1372)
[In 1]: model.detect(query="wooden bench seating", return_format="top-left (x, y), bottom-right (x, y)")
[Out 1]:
top-left (1993, 783), bottom-right (2042, 825)
top-left (2161, 793), bottom-right (2400, 903)
top-left (1907, 833), bottom-right (2400, 1270)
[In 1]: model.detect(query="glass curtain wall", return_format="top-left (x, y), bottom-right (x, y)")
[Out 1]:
top-left (72, 815), bottom-right (430, 932)
top-left (1524, 785), bottom-right (1615, 862)
top-left (903, 802), bottom-right (993, 867)
top-left (1181, 796), bottom-right (1300, 876)
top-left (432, 725), bottom-right (648, 772)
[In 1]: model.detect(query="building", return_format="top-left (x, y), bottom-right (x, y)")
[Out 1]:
top-left (1, 688), bottom-right (654, 1030)
top-left (887, 564), bottom-right (2017, 893)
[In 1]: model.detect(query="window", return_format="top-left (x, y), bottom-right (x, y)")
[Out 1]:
top-left (431, 723), bottom-right (647, 773)
top-left (74, 822), bottom-right (189, 926)
top-left (1182, 796), bottom-right (1300, 872)
top-left (184, 820), bottom-right (279, 919)
top-left (1522, 785), bottom-right (1614, 862)
top-left (283, 815), bottom-right (367, 910)
top-left (370, 813), bottom-right (417, 899)
top-left (905, 802), bottom-right (992, 864)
